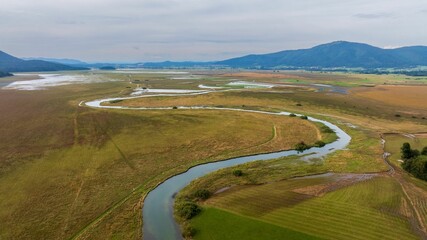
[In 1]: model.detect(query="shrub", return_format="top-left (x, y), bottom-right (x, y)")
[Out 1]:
top-left (233, 169), bottom-right (243, 177)
top-left (314, 140), bottom-right (326, 147)
top-left (172, 106), bottom-right (178, 109)
top-left (109, 99), bottom-right (123, 104)
top-left (295, 141), bottom-right (310, 152)
top-left (296, 103), bottom-right (302, 106)
top-left (193, 189), bottom-right (211, 200)
top-left (289, 113), bottom-right (296, 117)
top-left (182, 225), bottom-right (197, 238)
top-left (176, 202), bottom-right (201, 220)
top-left (300, 115), bottom-right (308, 120)
top-left (320, 125), bottom-right (334, 133)
top-left (395, 114), bottom-right (401, 117)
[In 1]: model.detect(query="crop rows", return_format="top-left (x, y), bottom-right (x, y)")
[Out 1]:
top-left (208, 177), bottom-right (418, 240)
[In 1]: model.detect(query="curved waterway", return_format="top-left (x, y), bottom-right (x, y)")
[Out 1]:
top-left (84, 92), bottom-right (351, 240)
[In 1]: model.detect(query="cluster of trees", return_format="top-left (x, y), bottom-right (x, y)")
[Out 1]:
top-left (401, 143), bottom-right (427, 181)
top-left (359, 69), bottom-right (427, 76)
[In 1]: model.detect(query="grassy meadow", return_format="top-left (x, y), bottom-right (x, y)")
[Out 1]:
top-left (1, 70), bottom-right (427, 239)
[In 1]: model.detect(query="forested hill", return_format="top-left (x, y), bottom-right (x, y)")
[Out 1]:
top-left (217, 41), bottom-right (427, 69)
top-left (0, 50), bottom-right (88, 72)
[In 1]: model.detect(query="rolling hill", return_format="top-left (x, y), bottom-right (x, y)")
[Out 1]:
top-left (0, 50), bottom-right (88, 72)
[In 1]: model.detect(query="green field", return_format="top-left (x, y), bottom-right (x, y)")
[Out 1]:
top-left (191, 208), bottom-right (322, 240)
top-left (193, 176), bottom-right (418, 240)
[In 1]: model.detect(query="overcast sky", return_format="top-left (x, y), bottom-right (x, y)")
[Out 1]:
top-left (1, 0), bottom-right (426, 62)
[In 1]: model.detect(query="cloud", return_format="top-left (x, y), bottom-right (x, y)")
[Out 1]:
top-left (1, 0), bottom-right (426, 61)
top-left (383, 45), bottom-right (403, 49)
top-left (353, 12), bottom-right (395, 19)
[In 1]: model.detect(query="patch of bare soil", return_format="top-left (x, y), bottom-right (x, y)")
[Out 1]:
top-left (292, 173), bottom-right (377, 197)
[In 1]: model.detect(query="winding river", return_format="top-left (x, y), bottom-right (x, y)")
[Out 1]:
top-left (84, 90), bottom-right (351, 240)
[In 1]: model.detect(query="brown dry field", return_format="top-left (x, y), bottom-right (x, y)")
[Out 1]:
top-left (221, 72), bottom-right (307, 80)
top-left (219, 71), bottom-right (368, 84)
top-left (352, 85), bottom-right (427, 112)
top-left (113, 89), bottom-right (427, 133)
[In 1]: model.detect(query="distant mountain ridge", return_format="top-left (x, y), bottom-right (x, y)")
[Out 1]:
top-left (0, 51), bottom-right (88, 72)
top-left (141, 41), bottom-right (427, 69)
top-left (4, 41), bottom-right (427, 71)
top-left (217, 41), bottom-right (427, 69)
top-left (22, 57), bottom-right (88, 66)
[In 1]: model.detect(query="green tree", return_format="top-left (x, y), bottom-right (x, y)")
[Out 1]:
top-left (412, 149), bottom-right (420, 158)
top-left (409, 157), bottom-right (427, 181)
top-left (422, 146), bottom-right (427, 156)
top-left (401, 142), bottom-right (413, 159)
top-left (402, 158), bottom-right (413, 172)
